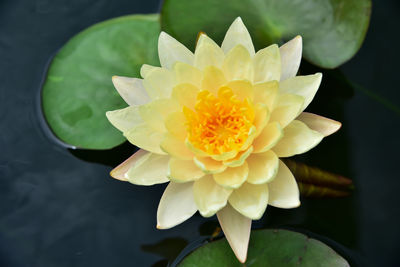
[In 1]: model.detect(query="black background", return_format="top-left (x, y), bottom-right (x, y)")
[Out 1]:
top-left (1, 0), bottom-right (400, 266)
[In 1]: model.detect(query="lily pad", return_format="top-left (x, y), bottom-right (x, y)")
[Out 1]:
top-left (178, 229), bottom-right (349, 266)
top-left (41, 14), bottom-right (160, 149)
top-left (161, 0), bottom-right (371, 68)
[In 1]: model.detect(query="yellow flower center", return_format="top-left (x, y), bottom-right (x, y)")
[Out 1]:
top-left (184, 87), bottom-right (255, 155)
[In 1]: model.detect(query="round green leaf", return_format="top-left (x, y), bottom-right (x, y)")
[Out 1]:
top-left (178, 229), bottom-right (349, 266)
top-left (161, 0), bottom-right (371, 68)
top-left (42, 14), bottom-right (160, 149)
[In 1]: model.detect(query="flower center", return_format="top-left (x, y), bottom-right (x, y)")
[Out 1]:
top-left (184, 87), bottom-right (255, 155)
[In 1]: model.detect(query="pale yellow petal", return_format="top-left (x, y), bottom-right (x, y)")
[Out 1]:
top-left (193, 175), bottom-right (232, 217)
top-left (269, 93), bottom-right (304, 128)
top-left (246, 151), bottom-right (279, 184)
top-left (253, 104), bottom-right (270, 137)
top-left (125, 152), bottom-right (170, 185)
top-left (193, 156), bottom-right (227, 174)
top-left (168, 157), bottom-right (204, 182)
top-left (161, 133), bottom-right (194, 160)
top-left (253, 44), bottom-right (281, 83)
top-left (185, 139), bottom-right (209, 157)
top-left (106, 106), bottom-right (142, 133)
top-left (140, 64), bottom-right (158, 79)
top-left (222, 45), bottom-right (252, 81)
top-left (279, 73), bottom-right (322, 112)
top-left (296, 112), bottom-right (341, 137)
top-left (124, 124), bottom-right (166, 154)
top-left (252, 80), bottom-right (278, 109)
top-left (158, 31), bottom-right (194, 69)
top-left (165, 111), bottom-right (188, 140)
top-left (112, 76), bottom-right (150, 105)
top-left (201, 66), bottom-right (227, 95)
top-left (110, 149), bottom-right (147, 181)
top-left (280, 35), bottom-right (302, 81)
top-left (194, 34), bottom-right (225, 70)
top-left (139, 98), bottom-right (179, 132)
top-left (171, 83), bottom-right (199, 109)
top-left (210, 150), bottom-right (238, 161)
top-left (223, 146), bottom-right (253, 167)
top-left (157, 182), bottom-right (197, 229)
top-left (173, 62), bottom-right (202, 87)
top-left (252, 122), bottom-right (283, 153)
top-left (225, 80), bottom-right (253, 101)
top-left (213, 162), bottom-right (249, 189)
top-left (217, 203), bottom-right (251, 263)
top-left (272, 120), bottom-right (324, 157)
top-left (143, 67), bottom-right (176, 99)
top-left (239, 126), bottom-right (257, 152)
top-left (229, 182), bottom-right (269, 220)
top-left (221, 17), bottom-right (255, 56)
top-left (268, 160), bottom-right (300, 208)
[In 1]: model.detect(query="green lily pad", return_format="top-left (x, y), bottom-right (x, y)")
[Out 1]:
top-left (42, 14), bottom-right (160, 149)
top-left (161, 0), bottom-right (371, 68)
top-left (178, 229), bottom-right (349, 266)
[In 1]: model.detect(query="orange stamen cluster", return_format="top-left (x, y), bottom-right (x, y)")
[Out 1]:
top-left (184, 87), bottom-right (255, 155)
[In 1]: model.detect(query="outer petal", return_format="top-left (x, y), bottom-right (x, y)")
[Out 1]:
top-left (269, 94), bottom-right (304, 128)
top-left (143, 67), bottom-right (176, 99)
top-left (173, 62), bottom-right (202, 87)
top-left (139, 98), bottom-right (179, 132)
top-left (253, 122), bottom-right (283, 153)
top-left (194, 34), bottom-right (225, 70)
top-left (168, 157), bottom-right (204, 182)
top-left (124, 124), bottom-right (165, 154)
top-left (140, 64), bottom-right (158, 79)
top-left (272, 120), bottom-right (324, 157)
top-left (253, 80), bottom-right (278, 109)
top-left (279, 36), bottom-right (302, 81)
top-left (225, 80), bottom-right (253, 101)
top-left (252, 44), bottom-right (281, 83)
top-left (125, 152), bottom-right (170, 185)
top-left (279, 73), bottom-right (322, 112)
top-left (158, 31), bottom-right (194, 69)
top-left (110, 149), bottom-right (146, 181)
top-left (221, 17), bottom-right (255, 56)
top-left (222, 45), bottom-right (252, 81)
top-left (217, 204), bottom-right (251, 263)
top-left (160, 133), bottom-right (194, 160)
top-left (165, 111), bottom-right (188, 140)
top-left (246, 150), bottom-right (279, 184)
top-left (229, 182), bottom-right (269, 220)
top-left (193, 156), bottom-right (227, 174)
top-left (268, 160), bottom-right (300, 208)
top-left (193, 175), bottom-right (232, 217)
top-left (106, 106), bottom-right (142, 133)
top-left (296, 112), bottom-right (342, 137)
top-left (157, 182), bottom-right (197, 229)
top-left (112, 76), bottom-right (150, 105)
top-left (213, 162), bottom-right (249, 189)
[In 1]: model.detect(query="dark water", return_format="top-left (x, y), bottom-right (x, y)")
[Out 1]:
top-left (1, 0), bottom-right (400, 266)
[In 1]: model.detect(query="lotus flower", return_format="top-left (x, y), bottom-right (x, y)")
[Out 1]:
top-left (106, 17), bottom-right (341, 263)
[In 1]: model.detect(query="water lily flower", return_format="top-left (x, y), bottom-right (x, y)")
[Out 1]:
top-left (106, 17), bottom-right (341, 263)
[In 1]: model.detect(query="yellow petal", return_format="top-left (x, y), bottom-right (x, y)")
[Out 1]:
top-left (280, 35), bottom-right (302, 81)
top-left (165, 111), bottom-right (188, 140)
top-left (252, 44), bottom-right (281, 83)
top-left (272, 120), bottom-right (324, 157)
top-left (229, 182), bottom-right (269, 220)
top-left (296, 112), bottom-right (341, 137)
top-left (225, 80), bottom-right (253, 101)
top-left (193, 175), bottom-right (233, 217)
top-left (111, 76), bottom-right (150, 105)
top-left (124, 124), bottom-right (166, 154)
top-left (171, 83), bottom-right (199, 109)
top-left (194, 34), bottom-right (225, 70)
top-left (193, 156), bottom-right (227, 174)
top-left (269, 93), bottom-right (304, 128)
top-left (210, 150), bottom-right (238, 161)
top-left (221, 17), bottom-right (255, 56)
top-left (223, 146), bottom-right (253, 167)
top-left (252, 80), bottom-right (278, 110)
top-left (173, 62), bottom-right (202, 87)
top-left (161, 133), bottom-right (194, 160)
top-left (222, 45), bottom-right (252, 81)
top-left (125, 152), bottom-right (170, 185)
top-left (143, 67), bottom-right (176, 99)
top-left (239, 125), bottom-right (257, 152)
top-left (110, 149), bottom-right (147, 181)
top-left (253, 104), bottom-right (270, 137)
top-left (252, 122), bottom-right (283, 153)
top-left (201, 66), bottom-right (227, 95)
top-left (106, 106), bottom-right (143, 133)
top-left (140, 64), bottom-right (158, 79)
top-left (246, 151), bottom-right (279, 184)
top-left (158, 31), bottom-right (194, 69)
top-left (139, 98), bottom-right (179, 132)
top-left (157, 182), bottom-right (197, 229)
top-left (213, 162), bottom-right (249, 189)
top-left (185, 139), bottom-right (210, 157)
top-left (268, 160), bottom-right (300, 208)
top-left (217, 203), bottom-right (251, 263)
top-left (168, 157), bottom-right (204, 182)
top-left (279, 73), bottom-right (322, 112)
